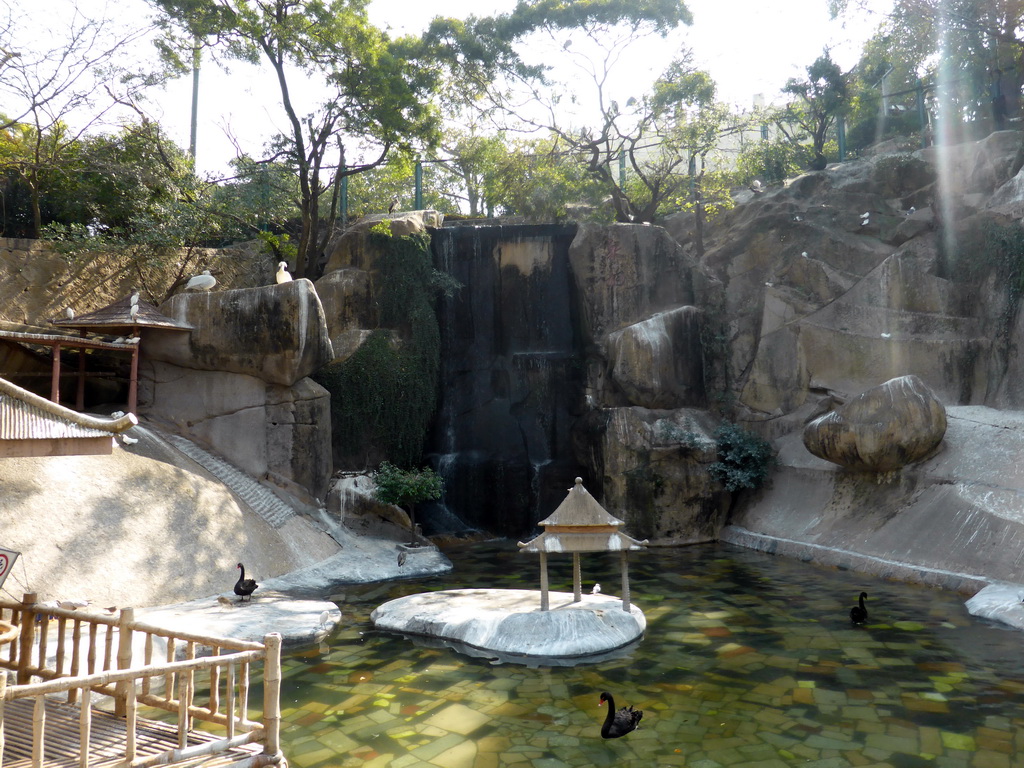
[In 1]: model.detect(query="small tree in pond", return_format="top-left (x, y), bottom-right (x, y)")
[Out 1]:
top-left (372, 461), bottom-right (444, 546)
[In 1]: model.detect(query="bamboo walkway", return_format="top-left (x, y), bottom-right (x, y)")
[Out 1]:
top-left (2, 699), bottom-right (262, 768)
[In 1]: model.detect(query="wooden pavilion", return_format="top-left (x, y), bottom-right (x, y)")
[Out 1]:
top-left (518, 477), bottom-right (647, 612)
top-left (0, 292), bottom-right (193, 416)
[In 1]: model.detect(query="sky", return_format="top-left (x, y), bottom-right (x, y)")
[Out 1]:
top-left (15, 0), bottom-right (894, 177)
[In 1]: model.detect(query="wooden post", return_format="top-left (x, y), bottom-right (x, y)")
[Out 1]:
top-left (79, 688), bottom-right (92, 768)
top-left (32, 696), bottom-right (44, 768)
top-left (75, 333), bottom-right (86, 411)
top-left (262, 633), bottom-right (282, 759)
top-left (128, 339), bottom-right (139, 415)
top-left (17, 593), bottom-right (36, 685)
top-left (572, 552), bottom-right (582, 603)
top-left (0, 670), bottom-right (6, 768)
top-left (539, 552), bottom-right (549, 611)
top-left (620, 552), bottom-right (631, 613)
top-left (50, 345), bottom-right (61, 403)
top-left (115, 608), bottom-right (134, 717)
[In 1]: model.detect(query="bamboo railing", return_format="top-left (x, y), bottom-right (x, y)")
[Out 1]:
top-left (0, 593), bottom-right (283, 768)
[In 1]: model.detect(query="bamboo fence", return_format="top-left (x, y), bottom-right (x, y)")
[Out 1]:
top-left (0, 593), bottom-right (283, 768)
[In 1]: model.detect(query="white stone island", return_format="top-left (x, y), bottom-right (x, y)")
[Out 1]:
top-left (370, 588), bottom-right (646, 662)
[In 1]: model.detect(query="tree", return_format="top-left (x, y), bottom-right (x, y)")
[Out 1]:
top-left (371, 461), bottom-right (443, 545)
top-left (150, 0), bottom-right (699, 277)
top-left (780, 52), bottom-right (850, 169)
top-left (0, 3), bottom-right (157, 237)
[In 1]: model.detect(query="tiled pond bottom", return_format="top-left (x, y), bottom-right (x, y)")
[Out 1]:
top-left (278, 542), bottom-right (1024, 768)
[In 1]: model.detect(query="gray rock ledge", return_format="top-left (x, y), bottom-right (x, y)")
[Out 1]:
top-left (370, 588), bottom-right (646, 663)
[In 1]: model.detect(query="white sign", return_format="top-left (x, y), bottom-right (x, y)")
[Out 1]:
top-left (0, 547), bottom-right (20, 591)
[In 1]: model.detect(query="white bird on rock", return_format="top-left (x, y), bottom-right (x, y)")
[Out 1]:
top-left (275, 261), bottom-right (293, 284)
top-left (592, 583), bottom-right (601, 595)
top-left (185, 270), bottom-right (216, 291)
top-left (121, 435), bottom-right (138, 445)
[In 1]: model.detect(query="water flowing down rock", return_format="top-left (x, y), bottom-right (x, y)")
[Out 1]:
top-left (802, 374), bottom-right (947, 473)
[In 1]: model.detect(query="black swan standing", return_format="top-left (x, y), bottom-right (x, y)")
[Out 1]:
top-left (234, 562), bottom-right (258, 602)
top-left (850, 591), bottom-right (868, 624)
top-left (599, 691), bottom-right (643, 738)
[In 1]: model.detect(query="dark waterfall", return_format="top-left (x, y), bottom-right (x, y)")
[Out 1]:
top-left (424, 224), bottom-right (587, 538)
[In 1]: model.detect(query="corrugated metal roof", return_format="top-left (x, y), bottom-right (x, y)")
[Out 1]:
top-left (50, 293), bottom-right (192, 332)
top-left (0, 377), bottom-right (137, 440)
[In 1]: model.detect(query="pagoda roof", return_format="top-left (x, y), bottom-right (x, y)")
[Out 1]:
top-left (518, 478), bottom-right (647, 554)
top-left (49, 293), bottom-right (192, 333)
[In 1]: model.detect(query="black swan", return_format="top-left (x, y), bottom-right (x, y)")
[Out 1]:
top-left (234, 562), bottom-right (258, 602)
top-left (599, 691), bottom-right (643, 738)
top-left (850, 591), bottom-right (868, 624)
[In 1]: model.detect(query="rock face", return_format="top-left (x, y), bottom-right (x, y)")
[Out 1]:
top-left (145, 280), bottom-right (334, 387)
top-left (140, 280), bottom-right (335, 502)
top-left (140, 363), bottom-right (332, 502)
top-left (803, 375), bottom-right (947, 473)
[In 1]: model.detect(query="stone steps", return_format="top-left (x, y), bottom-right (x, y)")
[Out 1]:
top-left (161, 433), bottom-right (297, 529)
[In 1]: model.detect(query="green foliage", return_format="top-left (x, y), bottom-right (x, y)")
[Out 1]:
top-left (736, 137), bottom-right (806, 184)
top-left (313, 233), bottom-right (457, 468)
top-left (781, 52), bottom-right (850, 163)
top-left (707, 422), bottom-right (774, 492)
top-left (372, 461), bottom-right (443, 508)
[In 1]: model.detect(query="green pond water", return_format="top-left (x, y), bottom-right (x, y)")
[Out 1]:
top-left (276, 541), bottom-right (1024, 768)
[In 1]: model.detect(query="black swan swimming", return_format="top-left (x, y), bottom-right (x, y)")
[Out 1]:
top-left (850, 591), bottom-right (868, 624)
top-left (599, 691), bottom-right (643, 738)
top-left (234, 562), bottom-right (258, 602)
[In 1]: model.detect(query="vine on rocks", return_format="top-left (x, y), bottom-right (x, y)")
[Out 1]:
top-left (314, 230), bottom-right (458, 469)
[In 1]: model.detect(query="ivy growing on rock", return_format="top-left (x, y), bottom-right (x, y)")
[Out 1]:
top-left (314, 230), bottom-right (459, 469)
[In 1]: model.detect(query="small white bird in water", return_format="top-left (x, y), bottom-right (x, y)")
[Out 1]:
top-left (185, 270), bottom-right (216, 291)
top-left (275, 261), bottom-right (293, 284)
top-left (592, 583), bottom-right (602, 595)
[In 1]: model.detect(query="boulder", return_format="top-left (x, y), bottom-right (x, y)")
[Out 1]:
top-left (577, 407), bottom-right (729, 544)
top-left (323, 210), bottom-right (443, 275)
top-left (144, 280), bottom-right (334, 387)
top-left (802, 374), bottom-right (947, 473)
top-left (568, 222), bottom-right (699, 345)
top-left (606, 306), bottom-right (706, 409)
top-left (314, 267), bottom-right (376, 361)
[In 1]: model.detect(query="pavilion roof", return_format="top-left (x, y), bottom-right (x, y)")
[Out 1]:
top-left (49, 293), bottom-right (192, 333)
top-left (518, 477), bottom-right (647, 554)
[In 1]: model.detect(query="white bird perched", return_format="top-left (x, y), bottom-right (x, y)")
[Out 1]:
top-left (319, 610), bottom-right (331, 628)
top-left (58, 599), bottom-right (89, 610)
top-left (860, 211), bottom-right (870, 219)
top-left (907, 206), bottom-right (916, 216)
top-left (121, 435), bottom-right (138, 445)
top-left (64, 307), bottom-right (75, 320)
top-left (110, 410), bottom-right (125, 418)
top-left (801, 251), bottom-right (809, 258)
top-left (750, 179), bottom-right (763, 193)
top-left (129, 303), bottom-right (139, 320)
top-left (591, 583), bottom-right (601, 594)
top-left (881, 332), bottom-right (891, 339)
top-left (275, 261), bottom-right (293, 284)
top-left (129, 291), bottom-right (140, 307)
top-left (126, 337), bottom-right (140, 344)
top-left (861, 218), bottom-right (870, 226)
top-left (793, 215), bottom-right (802, 222)
top-left (185, 270), bottom-right (216, 291)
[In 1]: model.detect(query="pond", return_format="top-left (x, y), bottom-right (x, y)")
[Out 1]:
top-left (277, 541), bottom-right (1024, 768)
